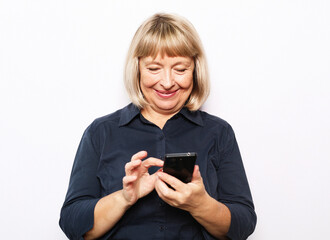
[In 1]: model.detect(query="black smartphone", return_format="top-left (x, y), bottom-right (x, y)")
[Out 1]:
top-left (163, 152), bottom-right (197, 183)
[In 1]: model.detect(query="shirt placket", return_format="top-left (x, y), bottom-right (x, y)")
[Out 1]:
top-left (152, 127), bottom-right (168, 239)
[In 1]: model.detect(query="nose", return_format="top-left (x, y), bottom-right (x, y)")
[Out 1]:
top-left (160, 70), bottom-right (175, 89)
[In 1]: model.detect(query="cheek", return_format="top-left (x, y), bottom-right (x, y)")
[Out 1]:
top-left (140, 72), bottom-right (158, 88)
top-left (177, 74), bottom-right (194, 89)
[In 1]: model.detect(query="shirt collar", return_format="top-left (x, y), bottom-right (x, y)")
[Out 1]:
top-left (118, 103), bottom-right (141, 126)
top-left (178, 107), bottom-right (204, 127)
top-left (118, 103), bottom-right (204, 127)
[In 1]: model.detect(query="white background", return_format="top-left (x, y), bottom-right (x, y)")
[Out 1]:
top-left (1, 0), bottom-right (329, 239)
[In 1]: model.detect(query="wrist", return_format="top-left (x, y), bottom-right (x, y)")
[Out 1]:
top-left (189, 191), bottom-right (211, 217)
top-left (116, 190), bottom-right (134, 210)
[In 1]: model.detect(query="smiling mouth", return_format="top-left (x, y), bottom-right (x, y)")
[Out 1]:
top-left (155, 89), bottom-right (179, 98)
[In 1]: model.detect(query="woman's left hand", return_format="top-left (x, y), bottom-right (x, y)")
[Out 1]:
top-left (154, 165), bottom-right (208, 214)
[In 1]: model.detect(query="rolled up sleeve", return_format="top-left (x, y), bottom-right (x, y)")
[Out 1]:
top-left (59, 123), bottom-right (101, 240)
top-left (218, 125), bottom-right (257, 240)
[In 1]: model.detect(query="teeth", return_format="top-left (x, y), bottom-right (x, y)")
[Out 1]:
top-left (155, 90), bottom-right (177, 97)
top-left (159, 91), bottom-right (174, 94)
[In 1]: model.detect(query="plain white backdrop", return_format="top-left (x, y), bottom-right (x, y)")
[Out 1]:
top-left (1, 0), bottom-right (329, 239)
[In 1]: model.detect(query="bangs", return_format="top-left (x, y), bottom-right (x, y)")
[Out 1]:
top-left (135, 21), bottom-right (198, 58)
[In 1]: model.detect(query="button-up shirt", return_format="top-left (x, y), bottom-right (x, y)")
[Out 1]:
top-left (59, 103), bottom-right (256, 240)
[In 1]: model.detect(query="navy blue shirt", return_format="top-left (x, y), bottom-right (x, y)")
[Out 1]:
top-left (59, 103), bottom-right (256, 240)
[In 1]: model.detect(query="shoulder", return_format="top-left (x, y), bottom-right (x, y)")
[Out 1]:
top-left (198, 110), bottom-right (230, 129)
top-left (86, 104), bottom-right (135, 136)
top-left (89, 110), bottom-right (120, 132)
top-left (197, 110), bottom-right (237, 142)
top-left (198, 111), bottom-right (238, 154)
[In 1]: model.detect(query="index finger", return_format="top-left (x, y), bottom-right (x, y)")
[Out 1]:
top-left (142, 157), bottom-right (164, 168)
top-left (131, 151), bottom-right (148, 161)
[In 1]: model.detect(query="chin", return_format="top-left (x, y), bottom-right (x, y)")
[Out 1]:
top-left (156, 103), bottom-right (181, 112)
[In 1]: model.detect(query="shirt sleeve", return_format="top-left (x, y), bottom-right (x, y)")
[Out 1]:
top-left (59, 123), bottom-right (101, 240)
top-left (218, 124), bottom-right (257, 240)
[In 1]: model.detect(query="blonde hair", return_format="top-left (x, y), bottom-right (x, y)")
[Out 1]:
top-left (124, 13), bottom-right (210, 111)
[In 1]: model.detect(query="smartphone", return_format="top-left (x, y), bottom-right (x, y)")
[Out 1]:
top-left (163, 152), bottom-right (197, 183)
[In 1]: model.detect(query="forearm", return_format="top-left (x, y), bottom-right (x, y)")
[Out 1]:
top-left (84, 190), bottom-right (131, 240)
top-left (190, 194), bottom-right (231, 240)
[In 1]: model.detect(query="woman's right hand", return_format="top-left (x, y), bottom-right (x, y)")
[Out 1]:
top-left (84, 152), bottom-right (162, 239)
top-left (122, 151), bottom-right (163, 206)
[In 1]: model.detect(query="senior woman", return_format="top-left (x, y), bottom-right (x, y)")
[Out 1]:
top-left (60, 13), bottom-right (256, 240)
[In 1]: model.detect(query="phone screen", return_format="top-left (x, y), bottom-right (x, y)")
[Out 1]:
top-left (163, 152), bottom-right (197, 183)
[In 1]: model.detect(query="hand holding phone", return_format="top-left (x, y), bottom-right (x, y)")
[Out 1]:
top-left (163, 152), bottom-right (197, 183)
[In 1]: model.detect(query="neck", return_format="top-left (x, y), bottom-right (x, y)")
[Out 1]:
top-left (140, 107), bottom-right (180, 129)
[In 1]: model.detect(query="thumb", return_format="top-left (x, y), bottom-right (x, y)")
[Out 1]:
top-left (191, 165), bottom-right (202, 182)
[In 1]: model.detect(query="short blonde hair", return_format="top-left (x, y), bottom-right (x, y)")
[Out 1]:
top-left (124, 13), bottom-right (210, 111)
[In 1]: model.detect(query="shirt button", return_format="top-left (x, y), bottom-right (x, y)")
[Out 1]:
top-left (159, 225), bottom-right (166, 231)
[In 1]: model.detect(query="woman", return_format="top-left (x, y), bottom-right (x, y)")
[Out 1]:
top-left (60, 13), bottom-right (256, 240)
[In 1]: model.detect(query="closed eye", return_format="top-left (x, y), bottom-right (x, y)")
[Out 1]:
top-left (148, 68), bottom-right (160, 72)
top-left (175, 69), bottom-right (187, 73)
